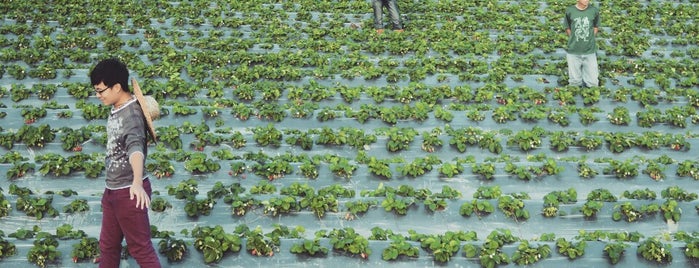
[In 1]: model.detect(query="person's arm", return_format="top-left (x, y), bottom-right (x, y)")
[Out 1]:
top-left (563, 9), bottom-right (571, 36)
top-left (129, 151), bottom-right (149, 209)
top-left (593, 8), bottom-right (600, 35)
top-left (123, 110), bottom-right (150, 209)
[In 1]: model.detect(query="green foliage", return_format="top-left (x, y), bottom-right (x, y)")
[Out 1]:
top-left (325, 228), bottom-right (371, 259)
top-left (290, 238), bottom-right (328, 257)
top-left (556, 238), bottom-right (586, 260)
top-left (192, 225), bottom-right (242, 264)
top-left (604, 242), bottom-right (628, 264)
top-left (637, 237), bottom-right (673, 264)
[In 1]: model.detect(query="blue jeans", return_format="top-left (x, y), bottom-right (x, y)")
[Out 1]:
top-left (373, 0), bottom-right (402, 30)
top-left (566, 53), bottom-right (599, 87)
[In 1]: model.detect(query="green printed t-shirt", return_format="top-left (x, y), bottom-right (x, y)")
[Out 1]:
top-left (564, 5), bottom-right (600, 55)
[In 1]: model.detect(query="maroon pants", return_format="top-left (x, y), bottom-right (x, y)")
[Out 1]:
top-left (99, 179), bottom-right (161, 267)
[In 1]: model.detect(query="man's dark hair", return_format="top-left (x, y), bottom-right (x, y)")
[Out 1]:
top-left (90, 58), bottom-right (130, 93)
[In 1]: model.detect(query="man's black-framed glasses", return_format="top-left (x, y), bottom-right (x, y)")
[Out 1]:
top-left (95, 86), bottom-right (111, 95)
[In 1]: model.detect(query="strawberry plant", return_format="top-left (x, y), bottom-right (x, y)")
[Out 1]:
top-left (660, 200), bottom-right (682, 223)
top-left (300, 193), bottom-right (338, 218)
top-left (146, 159), bottom-right (175, 179)
top-left (661, 185), bottom-right (698, 201)
top-left (637, 107), bottom-right (664, 128)
top-left (70, 237), bottom-right (99, 263)
top-left (547, 108), bottom-right (571, 126)
top-left (381, 192), bottom-right (414, 215)
top-left (249, 181), bottom-right (276, 194)
top-left (157, 236), bottom-right (188, 262)
top-left (10, 83), bottom-right (31, 102)
top-left (637, 237), bottom-right (673, 264)
top-left (507, 126), bottom-right (544, 152)
top-left (612, 202), bottom-right (658, 222)
top-left (16, 124), bottom-right (56, 148)
top-left (607, 106), bottom-right (631, 125)
top-left (327, 156), bottom-right (356, 179)
top-left (184, 197), bottom-right (216, 217)
top-left (290, 238), bottom-right (328, 257)
top-left (0, 132), bottom-right (15, 150)
top-left (555, 238), bottom-right (586, 260)
top-left (438, 161), bottom-right (463, 178)
top-left (382, 235), bottom-right (420, 261)
top-left (478, 131), bottom-right (503, 154)
top-left (420, 128), bottom-right (443, 152)
top-left (580, 200), bottom-right (604, 218)
top-left (578, 107), bottom-right (600, 125)
top-left (245, 227), bottom-right (276, 257)
top-left (367, 157), bottom-right (392, 179)
top-left (577, 133), bottom-right (604, 151)
top-left (473, 185), bottom-right (502, 200)
top-left (59, 127), bottom-right (91, 151)
top-left (603, 159), bottom-right (639, 179)
top-left (504, 162), bottom-right (535, 181)
top-left (459, 200), bottom-right (495, 217)
top-left (191, 225), bottom-right (242, 264)
top-left (225, 195), bottom-right (259, 216)
top-left (315, 127), bottom-right (347, 146)
top-left (27, 233), bottom-right (61, 268)
top-left (498, 195), bottom-right (529, 221)
top-left (492, 105), bottom-right (518, 123)
top-left (263, 196), bottom-right (299, 216)
top-left (7, 162), bottom-right (35, 180)
top-left (587, 188), bottom-right (618, 202)
top-left (251, 158), bottom-right (292, 181)
top-left (16, 195), bottom-right (59, 220)
top-left (184, 152), bottom-right (221, 174)
top-left (542, 188), bottom-right (577, 217)
top-left (664, 105), bottom-right (693, 128)
top-left (150, 197), bottom-right (172, 212)
top-left (385, 127), bottom-right (417, 152)
top-left (511, 240), bottom-right (551, 265)
top-left (79, 102), bottom-right (110, 120)
top-left (464, 229), bottom-right (516, 267)
top-left (577, 161), bottom-right (598, 178)
top-left (166, 178), bottom-right (199, 200)
top-left (252, 123), bottom-right (282, 147)
top-left (604, 241), bottom-right (629, 264)
top-left (21, 107), bottom-right (47, 124)
top-left (62, 199), bottom-right (89, 214)
top-left (622, 188), bottom-right (657, 200)
top-left (284, 130), bottom-right (313, 150)
top-left (469, 162), bottom-right (495, 180)
top-left (344, 200), bottom-right (378, 220)
top-left (318, 184), bottom-right (355, 198)
top-left (549, 131), bottom-right (576, 152)
top-left (32, 84), bottom-right (58, 100)
top-left (676, 160), bottom-right (699, 179)
top-left (643, 161), bottom-right (666, 181)
top-left (0, 236), bottom-right (17, 260)
top-left (324, 227), bottom-right (371, 259)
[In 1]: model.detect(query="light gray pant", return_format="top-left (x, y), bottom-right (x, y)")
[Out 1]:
top-left (566, 53), bottom-right (599, 87)
top-left (372, 0), bottom-right (402, 30)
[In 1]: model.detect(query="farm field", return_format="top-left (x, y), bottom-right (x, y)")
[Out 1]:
top-left (0, 0), bottom-right (698, 267)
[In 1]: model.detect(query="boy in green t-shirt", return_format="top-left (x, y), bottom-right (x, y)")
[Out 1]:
top-left (564, 0), bottom-right (600, 87)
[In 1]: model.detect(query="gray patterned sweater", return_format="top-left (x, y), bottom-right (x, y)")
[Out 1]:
top-left (105, 97), bottom-right (148, 189)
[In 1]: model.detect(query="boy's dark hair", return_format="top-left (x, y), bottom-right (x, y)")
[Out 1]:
top-left (90, 58), bottom-right (130, 93)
